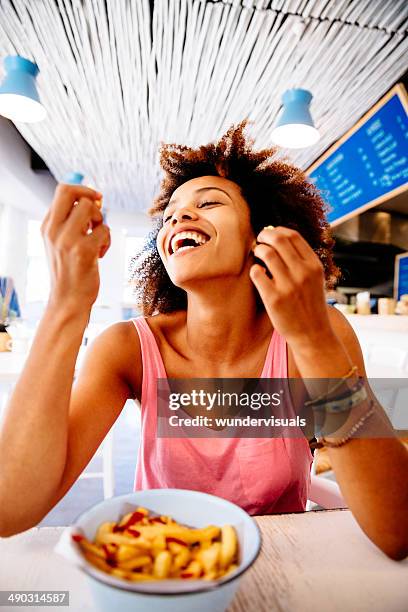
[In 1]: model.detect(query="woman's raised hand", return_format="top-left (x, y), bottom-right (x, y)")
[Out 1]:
top-left (40, 183), bottom-right (111, 312)
top-left (249, 226), bottom-right (334, 351)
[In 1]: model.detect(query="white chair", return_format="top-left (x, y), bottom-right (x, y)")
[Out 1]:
top-left (367, 346), bottom-right (408, 371)
top-left (77, 431), bottom-right (115, 499)
top-left (74, 348), bottom-right (115, 499)
top-left (306, 454), bottom-right (347, 511)
top-left (307, 474), bottom-right (347, 510)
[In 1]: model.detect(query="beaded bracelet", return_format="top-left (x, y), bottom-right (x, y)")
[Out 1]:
top-left (309, 401), bottom-right (375, 449)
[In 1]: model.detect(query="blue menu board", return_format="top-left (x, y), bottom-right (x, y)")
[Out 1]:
top-left (395, 253), bottom-right (408, 300)
top-left (307, 85), bottom-right (408, 225)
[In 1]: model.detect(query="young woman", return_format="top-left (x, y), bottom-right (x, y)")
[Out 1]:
top-left (0, 122), bottom-right (407, 560)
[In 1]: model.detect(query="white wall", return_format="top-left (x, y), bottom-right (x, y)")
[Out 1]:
top-left (91, 210), bottom-right (152, 325)
top-left (0, 116), bottom-right (56, 315)
top-left (0, 205), bottom-right (28, 308)
top-left (0, 116), bottom-right (56, 218)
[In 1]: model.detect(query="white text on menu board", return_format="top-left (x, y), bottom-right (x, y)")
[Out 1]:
top-left (366, 116), bottom-right (408, 188)
top-left (324, 153), bottom-right (362, 209)
top-left (319, 110), bottom-right (408, 214)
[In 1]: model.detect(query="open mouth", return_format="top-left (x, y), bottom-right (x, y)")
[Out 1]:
top-left (169, 230), bottom-right (211, 255)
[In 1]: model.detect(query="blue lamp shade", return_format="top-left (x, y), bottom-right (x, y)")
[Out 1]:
top-left (62, 172), bottom-right (84, 185)
top-left (271, 89), bottom-right (320, 149)
top-left (61, 172), bottom-right (106, 223)
top-left (0, 56), bottom-right (46, 123)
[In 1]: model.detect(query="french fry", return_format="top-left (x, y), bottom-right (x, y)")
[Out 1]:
top-left (79, 539), bottom-right (106, 559)
top-left (180, 560), bottom-right (202, 579)
top-left (222, 563), bottom-right (238, 578)
top-left (135, 506), bottom-right (149, 516)
top-left (95, 521), bottom-right (116, 543)
top-left (171, 547), bottom-right (191, 572)
top-left (116, 510), bottom-right (146, 531)
top-left (153, 550), bottom-right (172, 578)
top-left (198, 542), bottom-right (221, 573)
top-left (116, 545), bottom-right (142, 562)
top-left (127, 573), bottom-right (156, 582)
top-left (135, 507), bottom-right (150, 526)
top-left (219, 525), bottom-right (238, 569)
top-left (117, 512), bottom-right (134, 527)
top-left (97, 532), bottom-right (151, 549)
top-left (167, 541), bottom-right (186, 555)
top-left (102, 542), bottom-right (119, 559)
top-left (120, 555), bottom-right (152, 571)
top-left (135, 524), bottom-right (220, 544)
top-left (83, 551), bottom-right (112, 573)
top-left (111, 568), bottom-right (131, 579)
top-left (152, 533), bottom-right (166, 557)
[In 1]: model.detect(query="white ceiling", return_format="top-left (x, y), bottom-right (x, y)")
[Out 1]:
top-left (0, 0), bottom-right (407, 214)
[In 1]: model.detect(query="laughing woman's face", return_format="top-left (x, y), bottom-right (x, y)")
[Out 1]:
top-left (156, 175), bottom-right (256, 289)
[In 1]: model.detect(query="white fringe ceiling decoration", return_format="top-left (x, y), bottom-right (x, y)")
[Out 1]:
top-left (0, 0), bottom-right (407, 213)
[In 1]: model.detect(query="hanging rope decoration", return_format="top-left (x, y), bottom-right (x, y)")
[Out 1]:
top-left (0, 0), bottom-right (406, 213)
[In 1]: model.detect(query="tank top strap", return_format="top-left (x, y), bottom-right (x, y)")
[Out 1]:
top-left (131, 316), bottom-right (167, 414)
top-left (262, 329), bottom-right (288, 378)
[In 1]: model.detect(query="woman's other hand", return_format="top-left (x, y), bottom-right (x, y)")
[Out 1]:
top-left (249, 226), bottom-right (335, 351)
top-left (40, 183), bottom-right (111, 312)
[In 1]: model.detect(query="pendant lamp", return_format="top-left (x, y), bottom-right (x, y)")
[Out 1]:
top-left (63, 172), bottom-right (84, 185)
top-left (0, 56), bottom-right (46, 123)
top-left (271, 89), bottom-right (319, 149)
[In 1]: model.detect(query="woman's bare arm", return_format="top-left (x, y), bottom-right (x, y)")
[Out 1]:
top-left (0, 302), bottom-right (88, 535)
top-left (251, 225), bottom-right (408, 560)
top-left (0, 316), bottom-right (141, 537)
top-left (303, 307), bottom-right (408, 561)
top-left (0, 183), bottom-right (120, 536)
top-left (292, 305), bottom-right (408, 560)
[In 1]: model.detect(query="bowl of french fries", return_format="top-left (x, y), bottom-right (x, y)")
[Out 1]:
top-left (54, 488), bottom-right (261, 612)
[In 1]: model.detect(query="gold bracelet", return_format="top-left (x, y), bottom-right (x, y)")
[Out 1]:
top-left (305, 365), bottom-right (358, 407)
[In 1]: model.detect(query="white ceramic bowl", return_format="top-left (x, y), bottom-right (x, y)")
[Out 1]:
top-left (56, 489), bottom-right (262, 612)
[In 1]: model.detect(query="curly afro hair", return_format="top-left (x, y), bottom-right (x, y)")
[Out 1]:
top-left (130, 119), bottom-right (340, 316)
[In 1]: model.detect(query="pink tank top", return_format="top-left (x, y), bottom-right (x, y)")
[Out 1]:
top-left (132, 315), bottom-right (313, 515)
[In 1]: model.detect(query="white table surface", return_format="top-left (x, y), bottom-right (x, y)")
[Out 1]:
top-left (0, 509), bottom-right (407, 612)
top-left (0, 352), bottom-right (29, 384)
top-left (0, 349), bottom-right (85, 422)
top-left (0, 323), bottom-right (106, 384)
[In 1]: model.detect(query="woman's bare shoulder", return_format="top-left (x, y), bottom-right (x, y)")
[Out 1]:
top-left (92, 320), bottom-right (143, 401)
top-left (97, 312), bottom-right (185, 400)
